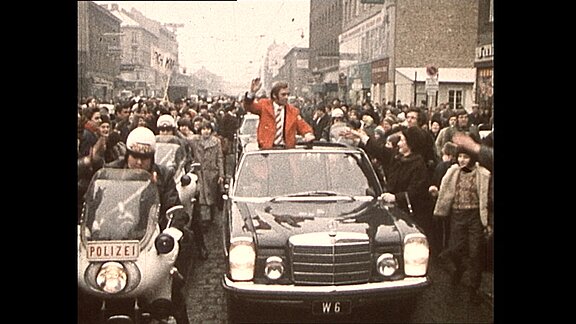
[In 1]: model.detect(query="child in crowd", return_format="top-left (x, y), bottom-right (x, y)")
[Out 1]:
top-left (433, 146), bottom-right (491, 304)
top-left (428, 141), bottom-right (459, 253)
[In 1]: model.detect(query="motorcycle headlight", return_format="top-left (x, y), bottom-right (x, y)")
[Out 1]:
top-left (229, 237), bottom-right (256, 281)
top-left (403, 233), bottom-right (429, 276)
top-left (376, 253), bottom-right (399, 277)
top-left (96, 262), bottom-right (128, 294)
top-left (264, 256), bottom-right (284, 280)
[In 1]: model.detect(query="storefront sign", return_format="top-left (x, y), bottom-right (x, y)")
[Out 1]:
top-left (340, 11), bottom-right (386, 44)
top-left (372, 58), bottom-right (389, 84)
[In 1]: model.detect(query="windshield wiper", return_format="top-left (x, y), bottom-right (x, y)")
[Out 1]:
top-left (270, 191), bottom-right (356, 202)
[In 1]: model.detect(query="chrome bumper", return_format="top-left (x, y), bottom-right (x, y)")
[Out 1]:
top-left (223, 275), bottom-right (429, 301)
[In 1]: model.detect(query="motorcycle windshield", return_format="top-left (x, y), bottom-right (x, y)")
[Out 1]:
top-left (155, 142), bottom-right (183, 170)
top-left (81, 168), bottom-right (160, 242)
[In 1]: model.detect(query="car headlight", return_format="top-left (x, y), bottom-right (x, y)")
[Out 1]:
top-left (229, 237), bottom-right (256, 281)
top-left (96, 261), bottom-right (128, 294)
top-left (264, 256), bottom-right (284, 280)
top-left (376, 253), bottom-right (399, 277)
top-left (403, 233), bottom-right (429, 276)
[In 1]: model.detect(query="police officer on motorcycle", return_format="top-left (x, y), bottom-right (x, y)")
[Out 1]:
top-left (78, 126), bottom-right (191, 324)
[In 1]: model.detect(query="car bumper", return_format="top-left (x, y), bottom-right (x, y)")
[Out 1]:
top-left (222, 275), bottom-right (430, 306)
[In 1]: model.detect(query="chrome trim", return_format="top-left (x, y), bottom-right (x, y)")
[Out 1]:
top-left (223, 276), bottom-right (428, 293)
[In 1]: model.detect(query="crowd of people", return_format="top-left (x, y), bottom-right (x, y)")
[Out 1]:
top-left (77, 78), bottom-right (494, 317)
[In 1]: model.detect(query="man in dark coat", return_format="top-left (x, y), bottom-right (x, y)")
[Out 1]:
top-left (312, 105), bottom-right (331, 140)
top-left (217, 104), bottom-right (241, 176)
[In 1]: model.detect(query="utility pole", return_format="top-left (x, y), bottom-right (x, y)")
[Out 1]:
top-left (413, 71), bottom-right (417, 106)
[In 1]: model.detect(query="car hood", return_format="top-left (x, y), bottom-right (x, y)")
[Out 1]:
top-left (231, 199), bottom-right (409, 247)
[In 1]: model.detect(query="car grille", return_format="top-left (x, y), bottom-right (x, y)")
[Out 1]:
top-left (289, 232), bottom-right (371, 285)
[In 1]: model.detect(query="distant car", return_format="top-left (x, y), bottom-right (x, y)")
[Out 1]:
top-left (235, 113), bottom-right (260, 159)
top-left (221, 142), bottom-right (430, 322)
top-left (237, 113), bottom-right (259, 145)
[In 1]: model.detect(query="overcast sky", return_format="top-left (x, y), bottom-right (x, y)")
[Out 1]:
top-left (93, 0), bottom-right (310, 86)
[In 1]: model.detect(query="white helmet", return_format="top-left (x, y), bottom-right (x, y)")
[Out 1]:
top-left (126, 127), bottom-right (156, 156)
top-left (331, 108), bottom-right (344, 118)
top-left (157, 114), bottom-right (176, 128)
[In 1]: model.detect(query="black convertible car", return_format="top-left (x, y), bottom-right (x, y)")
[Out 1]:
top-left (221, 142), bottom-right (430, 321)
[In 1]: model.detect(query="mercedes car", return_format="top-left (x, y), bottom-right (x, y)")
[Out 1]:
top-left (221, 142), bottom-right (430, 321)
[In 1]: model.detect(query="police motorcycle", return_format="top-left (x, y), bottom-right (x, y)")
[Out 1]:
top-left (78, 167), bottom-right (186, 324)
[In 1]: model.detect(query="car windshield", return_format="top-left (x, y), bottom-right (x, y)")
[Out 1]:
top-left (234, 151), bottom-right (378, 198)
top-left (81, 168), bottom-right (159, 241)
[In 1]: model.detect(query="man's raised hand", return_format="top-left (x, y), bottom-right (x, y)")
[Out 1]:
top-left (251, 77), bottom-right (262, 93)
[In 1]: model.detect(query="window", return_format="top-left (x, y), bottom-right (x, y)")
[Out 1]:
top-left (448, 89), bottom-right (463, 110)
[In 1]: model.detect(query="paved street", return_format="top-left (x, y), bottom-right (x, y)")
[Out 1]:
top-left (183, 210), bottom-right (494, 323)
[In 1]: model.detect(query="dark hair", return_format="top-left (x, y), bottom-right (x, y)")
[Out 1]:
top-left (100, 114), bottom-right (111, 125)
top-left (455, 108), bottom-right (468, 117)
top-left (315, 105), bottom-right (326, 113)
top-left (361, 109), bottom-right (380, 125)
top-left (442, 141), bottom-right (459, 157)
top-left (347, 119), bottom-right (362, 130)
top-left (200, 121), bottom-right (214, 132)
top-left (386, 134), bottom-right (401, 147)
top-left (270, 81), bottom-right (289, 100)
top-left (82, 106), bottom-right (100, 120)
top-left (407, 107), bottom-right (426, 126)
top-left (85, 96), bottom-right (98, 106)
top-left (177, 117), bottom-right (192, 128)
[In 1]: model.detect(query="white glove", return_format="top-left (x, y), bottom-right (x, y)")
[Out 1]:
top-left (381, 193), bottom-right (396, 203)
top-left (163, 227), bottom-right (183, 241)
top-left (303, 133), bottom-right (315, 142)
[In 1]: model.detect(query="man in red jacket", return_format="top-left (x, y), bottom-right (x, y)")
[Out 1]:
top-left (244, 77), bottom-right (315, 149)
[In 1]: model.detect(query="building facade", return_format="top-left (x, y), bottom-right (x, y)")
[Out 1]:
top-left (78, 1), bottom-right (187, 103)
top-left (277, 47), bottom-right (313, 98)
top-left (77, 1), bottom-right (122, 103)
top-left (263, 41), bottom-right (290, 94)
top-left (337, 0), bottom-right (479, 109)
top-left (309, 0), bottom-right (342, 103)
top-left (106, 3), bottom-right (180, 99)
top-left (474, 0), bottom-right (493, 113)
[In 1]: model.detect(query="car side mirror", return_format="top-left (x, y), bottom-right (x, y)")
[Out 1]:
top-left (366, 187), bottom-right (376, 197)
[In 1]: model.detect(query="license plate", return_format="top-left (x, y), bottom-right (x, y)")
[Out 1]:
top-left (86, 241), bottom-right (139, 261)
top-left (312, 300), bottom-right (351, 315)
